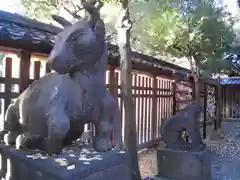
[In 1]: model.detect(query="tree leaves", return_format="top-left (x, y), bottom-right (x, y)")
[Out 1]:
top-left (145, 0), bottom-right (236, 75)
top-left (21, 0), bottom-right (238, 75)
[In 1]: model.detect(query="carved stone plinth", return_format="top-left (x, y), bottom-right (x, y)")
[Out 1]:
top-left (157, 146), bottom-right (212, 180)
top-left (0, 144), bottom-right (130, 180)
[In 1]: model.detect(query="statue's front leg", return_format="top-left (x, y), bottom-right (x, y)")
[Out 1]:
top-left (63, 121), bottom-right (85, 146)
top-left (93, 119), bottom-right (113, 152)
top-left (93, 92), bottom-right (117, 152)
top-left (16, 109), bottom-right (70, 154)
top-left (44, 109), bottom-right (70, 154)
top-left (187, 125), bottom-right (205, 149)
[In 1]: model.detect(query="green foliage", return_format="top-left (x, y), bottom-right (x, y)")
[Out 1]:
top-left (21, 0), bottom-right (58, 20)
top-left (21, 0), bottom-right (82, 21)
top-left (21, 0), bottom-right (238, 75)
top-left (143, 1), bottom-right (183, 55)
top-left (145, 0), bottom-right (236, 75)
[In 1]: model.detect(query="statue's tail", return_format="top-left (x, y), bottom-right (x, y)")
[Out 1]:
top-left (0, 103), bottom-right (20, 142)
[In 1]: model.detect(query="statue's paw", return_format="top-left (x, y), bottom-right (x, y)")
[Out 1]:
top-left (111, 146), bottom-right (121, 152)
top-left (200, 142), bottom-right (207, 149)
top-left (0, 130), bottom-right (8, 141)
top-left (4, 132), bottom-right (18, 145)
top-left (15, 134), bottom-right (26, 149)
top-left (112, 141), bottom-right (122, 152)
top-left (15, 133), bottom-right (43, 150)
top-left (93, 137), bottom-right (112, 152)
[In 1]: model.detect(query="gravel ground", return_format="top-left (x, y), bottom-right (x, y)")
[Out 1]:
top-left (138, 121), bottom-right (240, 180)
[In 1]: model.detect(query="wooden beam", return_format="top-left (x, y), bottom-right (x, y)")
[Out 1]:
top-left (31, 52), bottom-right (49, 59)
top-left (0, 46), bottom-right (20, 55)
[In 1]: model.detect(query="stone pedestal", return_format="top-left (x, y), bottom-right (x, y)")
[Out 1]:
top-left (157, 146), bottom-right (212, 180)
top-left (0, 144), bottom-right (130, 180)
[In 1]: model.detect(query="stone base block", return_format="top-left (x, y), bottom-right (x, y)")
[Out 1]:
top-left (0, 144), bottom-right (130, 180)
top-left (157, 146), bottom-right (211, 180)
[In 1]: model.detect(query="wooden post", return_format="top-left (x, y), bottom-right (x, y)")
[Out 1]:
top-left (108, 65), bottom-right (118, 98)
top-left (152, 75), bottom-right (157, 140)
top-left (203, 83), bottom-right (207, 139)
top-left (1, 57), bottom-right (12, 130)
top-left (214, 84), bottom-right (219, 130)
top-left (19, 51), bottom-right (31, 93)
top-left (172, 81), bottom-right (177, 115)
top-left (108, 65), bottom-right (118, 146)
top-left (215, 78), bottom-right (222, 129)
top-left (4, 57), bottom-right (12, 112)
top-left (117, 0), bottom-right (142, 177)
top-left (45, 63), bottom-right (51, 74)
top-left (190, 76), bottom-right (196, 102)
top-left (33, 61), bottom-right (41, 80)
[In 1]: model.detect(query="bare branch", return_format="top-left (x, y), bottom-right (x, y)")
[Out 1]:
top-left (106, 32), bottom-right (117, 41)
top-left (63, 5), bottom-right (83, 19)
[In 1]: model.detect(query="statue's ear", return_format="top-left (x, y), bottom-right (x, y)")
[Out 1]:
top-left (52, 15), bottom-right (72, 27)
top-left (81, 1), bottom-right (103, 29)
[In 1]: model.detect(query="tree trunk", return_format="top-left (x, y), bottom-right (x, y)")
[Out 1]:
top-left (194, 63), bottom-right (201, 102)
top-left (116, 0), bottom-right (141, 179)
top-left (189, 56), bottom-right (200, 102)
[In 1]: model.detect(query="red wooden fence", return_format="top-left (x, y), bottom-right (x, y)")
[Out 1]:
top-left (0, 55), bottom-right (194, 150)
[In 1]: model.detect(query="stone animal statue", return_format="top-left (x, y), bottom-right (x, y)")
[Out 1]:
top-left (0, 1), bottom-right (122, 154)
top-left (160, 101), bottom-right (205, 150)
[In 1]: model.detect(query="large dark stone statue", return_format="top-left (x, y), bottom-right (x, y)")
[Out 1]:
top-left (0, 1), bottom-right (122, 155)
top-left (160, 101), bottom-right (205, 151)
top-left (0, 3), bottom-right (131, 180)
top-left (157, 102), bottom-right (212, 180)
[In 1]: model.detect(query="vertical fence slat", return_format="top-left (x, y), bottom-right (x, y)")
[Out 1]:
top-left (4, 57), bottom-right (12, 112)
top-left (33, 61), bottom-right (41, 80)
top-left (159, 79), bottom-right (163, 128)
top-left (214, 85), bottom-right (218, 130)
top-left (45, 63), bottom-right (51, 74)
top-left (19, 51), bottom-right (30, 93)
top-left (139, 76), bottom-right (143, 144)
top-left (152, 76), bottom-right (157, 140)
top-left (163, 80), bottom-right (167, 119)
top-left (146, 77), bottom-right (150, 142)
top-left (108, 66), bottom-right (117, 146)
top-left (203, 83), bottom-right (207, 139)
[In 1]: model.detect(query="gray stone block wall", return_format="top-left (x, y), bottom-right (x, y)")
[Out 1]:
top-left (0, 144), bottom-right (130, 180)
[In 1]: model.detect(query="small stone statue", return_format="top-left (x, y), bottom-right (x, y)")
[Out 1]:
top-left (0, 1), bottom-right (122, 154)
top-left (160, 101), bottom-right (205, 150)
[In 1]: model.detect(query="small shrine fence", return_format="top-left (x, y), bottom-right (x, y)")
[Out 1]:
top-left (0, 53), bottom-right (218, 150)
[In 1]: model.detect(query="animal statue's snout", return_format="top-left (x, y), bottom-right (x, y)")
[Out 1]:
top-left (47, 49), bottom-right (69, 74)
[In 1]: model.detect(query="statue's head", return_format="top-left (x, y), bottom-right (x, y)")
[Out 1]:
top-left (48, 2), bottom-right (106, 74)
